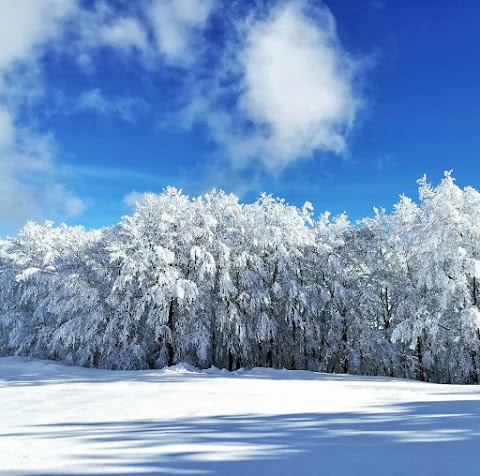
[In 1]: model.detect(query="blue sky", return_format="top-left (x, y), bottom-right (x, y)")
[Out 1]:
top-left (1, 0), bottom-right (479, 236)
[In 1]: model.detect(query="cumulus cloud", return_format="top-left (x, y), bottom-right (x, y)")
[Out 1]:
top-left (184, 0), bottom-right (364, 170)
top-left (239, 3), bottom-right (359, 166)
top-left (147, 0), bottom-right (216, 65)
top-left (77, 89), bottom-right (149, 122)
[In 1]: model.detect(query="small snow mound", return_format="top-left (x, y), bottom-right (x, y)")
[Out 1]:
top-left (201, 365), bottom-right (222, 375)
top-left (164, 362), bottom-right (201, 374)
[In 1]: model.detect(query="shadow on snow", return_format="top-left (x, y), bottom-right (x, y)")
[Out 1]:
top-left (5, 400), bottom-right (480, 476)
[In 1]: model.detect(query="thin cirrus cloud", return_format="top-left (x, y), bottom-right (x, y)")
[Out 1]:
top-left (76, 89), bottom-right (149, 123)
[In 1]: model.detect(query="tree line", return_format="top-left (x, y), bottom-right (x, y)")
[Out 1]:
top-left (1, 171), bottom-right (480, 383)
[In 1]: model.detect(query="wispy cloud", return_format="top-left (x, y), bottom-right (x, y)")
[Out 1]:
top-left (376, 155), bottom-right (394, 172)
top-left (123, 190), bottom-right (147, 208)
top-left (76, 89), bottom-right (148, 122)
top-left (0, 0), bottom-right (182, 233)
top-left (99, 16), bottom-right (148, 52)
top-left (0, 0), bottom-right (372, 235)
top-left (0, 0), bottom-right (85, 233)
top-left (67, 164), bottom-right (165, 184)
top-left (147, 0), bottom-right (216, 66)
top-left (0, 122), bottom-right (86, 232)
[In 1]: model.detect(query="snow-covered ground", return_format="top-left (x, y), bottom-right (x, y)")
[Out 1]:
top-left (1, 357), bottom-right (480, 475)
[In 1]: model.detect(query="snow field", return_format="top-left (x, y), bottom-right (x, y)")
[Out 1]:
top-left (1, 357), bottom-right (480, 475)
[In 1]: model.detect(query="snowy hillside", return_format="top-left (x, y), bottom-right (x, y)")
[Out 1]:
top-left (1, 357), bottom-right (480, 475)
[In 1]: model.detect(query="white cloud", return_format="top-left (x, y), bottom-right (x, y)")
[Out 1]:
top-left (0, 124), bottom-right (86, 234)
top-left (45, 5), bottom-right (147, 74)
top-left (0, 0), bottom-right (370, 234)
top-left (0, 0), bottom-right (76, 71)
top-left (69, 5), bottom-right (153, 71)
top-left (0, 1), bottom-right (153, 234)
top-left (77, 89), bottom-right (148, 122)
top-left (183, 0), bottom-right (364, 170)
top-left (239, 3), bottom-right (359, 166)
top-left (45, 184), bottom-right (87, 217)
top-left (99, 17), bottom-right (148, 52)
top-left (0, 106), bottom-right (14, 146)
top-left (0, 0), bottom-right (84, 235)
top-left (123, 190), bottom-right (147, 208)
top-left (148, 0), bottom-right (216, 65)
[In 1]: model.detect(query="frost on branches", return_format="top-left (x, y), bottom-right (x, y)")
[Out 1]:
top-left (1, 172), bottom-right (480, 384)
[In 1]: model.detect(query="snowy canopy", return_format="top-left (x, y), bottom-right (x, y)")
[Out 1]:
top-left (1, 172), bottom-right (480, 384)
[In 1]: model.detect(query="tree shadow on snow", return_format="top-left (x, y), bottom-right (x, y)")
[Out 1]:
top-left (8, 400), bottom-right (480, 476)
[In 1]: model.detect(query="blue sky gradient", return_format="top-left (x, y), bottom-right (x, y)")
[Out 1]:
top-left (1, 0), bottom-right (479, 236)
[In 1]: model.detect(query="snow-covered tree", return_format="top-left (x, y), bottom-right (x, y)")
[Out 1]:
top-left (1, 173), bottom-right (480, 383)
top-left (105, 189), bottom-right (198, 369)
